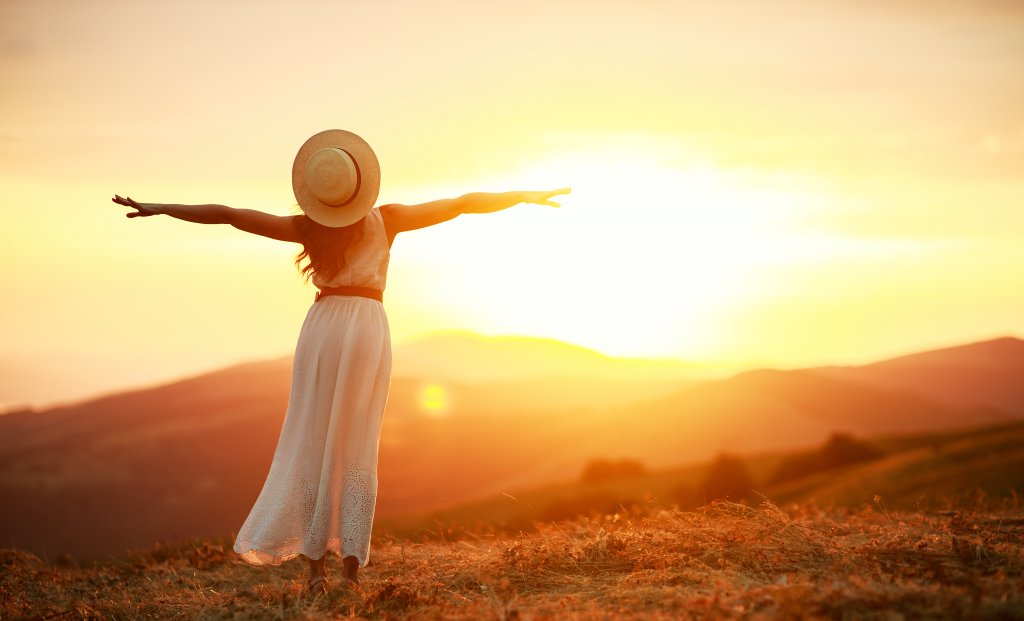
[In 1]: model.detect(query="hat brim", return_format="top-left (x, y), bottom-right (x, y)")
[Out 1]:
top-left (292, 129), bottom-right (381, 228)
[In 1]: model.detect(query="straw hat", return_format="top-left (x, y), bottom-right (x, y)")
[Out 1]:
top-left (292, 129), bottom-right (381, 228)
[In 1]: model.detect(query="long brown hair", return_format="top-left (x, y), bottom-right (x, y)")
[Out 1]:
top-left (292, 212), bottom-right (367, 284)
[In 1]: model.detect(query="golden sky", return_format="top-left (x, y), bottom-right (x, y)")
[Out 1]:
top-left (1, 0), bottom-right (1022, 407)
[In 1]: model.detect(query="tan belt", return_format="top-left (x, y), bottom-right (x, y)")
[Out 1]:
top-left (314, 286), bottom-right (384, 303)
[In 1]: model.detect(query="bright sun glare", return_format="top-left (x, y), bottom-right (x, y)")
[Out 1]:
top-left (393, 138), bottom-right (846, 360)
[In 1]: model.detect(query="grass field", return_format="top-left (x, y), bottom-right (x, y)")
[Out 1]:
top-left (4, 498), bottom-right (1021, 620)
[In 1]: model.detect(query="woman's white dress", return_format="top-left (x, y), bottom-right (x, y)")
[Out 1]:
top-left (233, 207), bottom-right (392, 567)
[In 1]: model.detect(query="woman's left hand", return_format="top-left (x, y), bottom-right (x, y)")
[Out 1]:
top-left (112, 195), bottom-right (163, 217)
top-left (521, 188), bottom-right (571, 208)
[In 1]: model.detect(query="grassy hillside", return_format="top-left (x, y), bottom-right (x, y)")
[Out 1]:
top-left (766, 423), bottom-right (1024, 510)
top-left (385, 421), bottom-right (1024, 538)
top-left (3, 500), bottom-right (1021, 620)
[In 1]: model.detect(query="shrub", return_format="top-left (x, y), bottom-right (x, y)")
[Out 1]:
top-left (820, 432), bottom-right (882, 467)
top-left (579, 458), bottom-right (648, 484)
top-left (699, 453), bottom-right (754, 503)
top-left (771, 432), bottom-right (882, 484)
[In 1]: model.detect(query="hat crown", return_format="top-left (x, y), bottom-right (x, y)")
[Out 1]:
top-left (305, 147), bottom-right (359, 207)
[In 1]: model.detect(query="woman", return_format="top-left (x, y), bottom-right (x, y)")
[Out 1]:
top-left (112, 129), bottom-right (569, 595)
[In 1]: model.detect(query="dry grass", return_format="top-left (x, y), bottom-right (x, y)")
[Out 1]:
top-left (3, 499), bottom-right (1022, 620)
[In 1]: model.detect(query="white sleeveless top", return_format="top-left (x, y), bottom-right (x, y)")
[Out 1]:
top-left (311, 207), bottom-right (391, 291)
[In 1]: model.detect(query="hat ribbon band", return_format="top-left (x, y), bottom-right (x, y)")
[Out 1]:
top-left (332, 148), bottom-right (361, 207)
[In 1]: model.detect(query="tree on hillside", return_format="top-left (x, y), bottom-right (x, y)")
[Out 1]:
top-left (580, 458), bottom-right (648, 483)
top-left (820, 432), bottom-right (882, 468)
top-left (700, 453), bottom-right (754, 503)
top-left (770, 432), bottom-right (882, 484)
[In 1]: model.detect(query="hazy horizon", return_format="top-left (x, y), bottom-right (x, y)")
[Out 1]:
top-left (3, 328), bottom-right (1020, 412)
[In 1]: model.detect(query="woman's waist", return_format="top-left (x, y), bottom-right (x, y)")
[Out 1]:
top-left (314, 285), bottom-right (384, 303)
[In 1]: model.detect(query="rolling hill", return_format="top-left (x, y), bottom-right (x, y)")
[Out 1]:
top-left (809, 336), bottom-right (1024, 415)
top-left (764, 421), bottom-right (1024, 510)
top-left (0, 335), bottom-right (1019, 561)
top-left (575, 367), bottom-right (1009, 473)
top-left (392, 330), bottom-right (714, 383)
top-left (384, 420), bottom-right (1024, 537)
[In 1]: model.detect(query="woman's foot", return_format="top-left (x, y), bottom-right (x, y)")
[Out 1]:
top-left (341, 555), bottom-right (360, 586)
top-left (307, 574), bottom-right (328, 596)
top-left (306, 552), bottom-right (328, 596)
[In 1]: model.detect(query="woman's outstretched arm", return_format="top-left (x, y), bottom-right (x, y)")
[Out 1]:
top-left (111, 195), bottom-right (301, 243)
top-left (379, 188), bottom-right (570, 242)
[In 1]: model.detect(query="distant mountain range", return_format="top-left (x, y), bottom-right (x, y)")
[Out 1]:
top-left (0, 334), bottom-right (1021, 561)
top-left (809, 336), bottom-right (1024, 414)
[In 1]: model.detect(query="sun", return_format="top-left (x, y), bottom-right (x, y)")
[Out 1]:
top-left (389, 138), bottom-right (836, 360)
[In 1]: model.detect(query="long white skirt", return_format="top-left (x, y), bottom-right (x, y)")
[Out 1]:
top-left (233, 296), bottom-right (392, 567)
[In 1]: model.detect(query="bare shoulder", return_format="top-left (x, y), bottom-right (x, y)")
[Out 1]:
top-left (378, 202), bottom-right (405, 216)
top-left (377, 204), bottom-right (402, 246)
top-left (377, 199), bottom-right (461, 240)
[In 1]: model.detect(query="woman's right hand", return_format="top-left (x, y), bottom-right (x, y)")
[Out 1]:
top-left (112, 195), bottom-right (162, 218)
top-left (519, 188), bottom-right (571, 208)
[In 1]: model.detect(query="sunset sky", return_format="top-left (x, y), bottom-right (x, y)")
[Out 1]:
top-left (1, 0), bottom-right (1022, 408)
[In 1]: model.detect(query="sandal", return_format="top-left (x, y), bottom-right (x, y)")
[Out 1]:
top-left (307, 575), bottom-right (328, 596)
